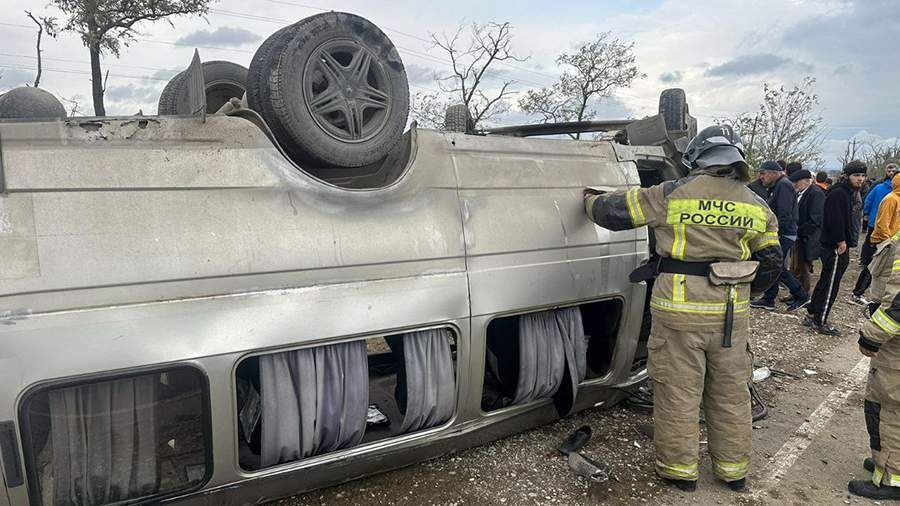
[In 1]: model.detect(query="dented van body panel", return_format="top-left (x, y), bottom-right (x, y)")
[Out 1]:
top-left (0, 115), bottom-right (651, 505)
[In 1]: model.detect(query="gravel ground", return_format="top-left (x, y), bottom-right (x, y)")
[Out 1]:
top-left (274, 256), bottom-right (872, 506)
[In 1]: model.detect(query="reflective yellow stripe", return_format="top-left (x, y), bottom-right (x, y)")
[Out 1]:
top-left (739, 229), bottom-right (754, 260)
top-left (656, 460), bottom-right (699, 480)
top-left (873, 466), bottom-right (900, 487)
top-left (872, 307), bottom-right (900, 335)
top-left (893, 258), bottom-right (900, 272)
top-left (712, 459), bottom-right (749, 480)
top-left (651, 296), bottom-right (750, 315)
top-left (754, 231), bottom-right (780, 251)
top-left (673, 274), bottom-right (686, 302)
top-left (667, 198), bottom-right (768, 233)
top-left (672, 224), bottom-right (687, 259)
top-left (626, 188), bottom-right (647, 226)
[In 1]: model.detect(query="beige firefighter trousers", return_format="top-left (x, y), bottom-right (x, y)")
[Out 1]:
top-left (866, 364), bottom-right (900, 486)
top-left (648, 319), bottom-right (752, 482)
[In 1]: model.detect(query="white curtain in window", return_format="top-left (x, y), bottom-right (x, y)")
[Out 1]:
top-left (47, 376), bottom-right (158, 505)
top-left (259, 341), bottom-right (368, 467)
top-left (512, 307), bottom-right (587, 406)
top-left (397, 328), bottom-right (455, 434)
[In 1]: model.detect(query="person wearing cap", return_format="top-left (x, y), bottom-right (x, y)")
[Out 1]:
top-left (584, 125), bottom-right (781, 492)
top-left (804, 160), bottom-right (868, 335)
top-left (852, 164), bottom-right (900, 304)
top-left (789, 169), bottom-right (825, 294)
top-left (750, 161), bottom-right (809, 310)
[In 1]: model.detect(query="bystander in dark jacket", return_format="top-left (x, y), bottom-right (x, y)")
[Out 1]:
top-left (748, 176), bottom-right (770, 201)
top-left (790, 169), bottom-right (825, 294)
top-left (751, 161), bottom-right (808, 308)
top-left (805, 161), bottom-right (868, 334)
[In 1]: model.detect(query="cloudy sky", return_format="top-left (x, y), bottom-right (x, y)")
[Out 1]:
top-left (1, 0), bottom-right (897, 168)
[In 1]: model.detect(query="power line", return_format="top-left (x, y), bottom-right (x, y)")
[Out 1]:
top-left (0, 52), bottom-right (180, 76)
top-left (0, 63), bottom-right (171, 82)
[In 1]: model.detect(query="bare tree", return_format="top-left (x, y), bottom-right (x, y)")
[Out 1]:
top-left (838, 138), bottom-right (862, 169)
top-left (25, 11), bottom-right (57, 88)
top-left (410, 91), bottom-right (454, 130)
top-left (518, 32), bottom-right (644, 139)
top-left (58, 94), bottom-right (83, 117)
top-left (840, 137), bottom-right (900, 179)
top-left (429, 21), bottom-right (527, 128)
top-left (719, 77), bottom-right (827, 169)
top-left (46, 0), bottom-right (211, 116)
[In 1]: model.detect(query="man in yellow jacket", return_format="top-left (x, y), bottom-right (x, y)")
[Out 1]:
top-left (871, 174), bottom-right (900, 245)
top-left (584, 125), bottom-right (782, 492)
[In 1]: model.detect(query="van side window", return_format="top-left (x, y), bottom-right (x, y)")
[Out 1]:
top-left (482, 299), bottom-right (623, 412)
top-left (20, 367), bottom-right (211, 505)
top-left (236, 328), bottom-right (457, 471)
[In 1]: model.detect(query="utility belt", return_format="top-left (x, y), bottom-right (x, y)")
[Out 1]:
top-left (630, 256), bottom-right (759, 347)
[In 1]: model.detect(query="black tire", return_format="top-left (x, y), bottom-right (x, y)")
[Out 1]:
top-left (0, 87), bottom-right (66, 119)
top-left (157, 61), bottom-right (248, 115)
top-left (247, 25), bottom-right (298, 142)
top-left (268, 12), bottom-right (410, 168)
top-left (157, 71), bottom-right (186, 115)
top-left (444, 104), bottom-right (473, 133)
top-left (659, 88), bottom-right (688, 132)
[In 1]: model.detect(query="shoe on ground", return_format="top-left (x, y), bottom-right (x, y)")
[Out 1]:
top-left (849, 293), bottom-right (870, 306)
top-left (801, 315), bottom-right (815, 328)
top-left (661, 477), bottom-right (697, 492)
top-left (787, 297), bottom-right (811, 311)
top-left (814, 322), bottom-right (841, 336)
top-left (864, 457), bottom-right (875, 473)
top-left (848, 479), bottom-right (900, 500)
top-left (749, 298), bottom-right (775, 310)
top-left (726, 478), bottom-right (746, 492)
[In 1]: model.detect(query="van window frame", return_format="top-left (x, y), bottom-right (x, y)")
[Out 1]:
top-left (232, 322), bottom-right (461, 477)
top-left (478, 295), bottom-right (626, 417)
top-left (16, 363), bottom-right (214, 506)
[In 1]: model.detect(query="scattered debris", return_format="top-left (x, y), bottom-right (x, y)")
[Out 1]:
top-left (804, 369), bottom-right (818, 376)
top-left (558, 426), bottom-right (592, 455)
top-left (753, 366), bottom-right (772, 382)
top-left (566, 451), bottom-right (610, 483)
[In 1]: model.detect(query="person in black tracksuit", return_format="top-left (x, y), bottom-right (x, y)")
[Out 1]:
top-left (804, 161), bottom-right (868, 335)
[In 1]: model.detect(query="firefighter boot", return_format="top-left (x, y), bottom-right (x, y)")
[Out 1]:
top-left (848, 480), bottom-right (900, 500)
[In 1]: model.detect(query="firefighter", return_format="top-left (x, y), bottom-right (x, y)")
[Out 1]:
top-left (850, 239), bottom-right (900, 500)
top-left (584, 125), bottom-right (782, 491)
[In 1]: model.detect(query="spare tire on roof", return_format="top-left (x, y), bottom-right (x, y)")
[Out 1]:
top-left (249, 12), bottom-right (410, 168)
top-left (0, 86), bottom-right (67, 119)
top-left (157, 60), bottom-right (248, 115)
top-left (444, 104), bottom-right (474, 133)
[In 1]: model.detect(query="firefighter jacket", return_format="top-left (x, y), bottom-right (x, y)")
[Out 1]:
top-left (585, 170), bottom-right (782, 330)
top-left (860, 237), bottom-right (900, 369)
